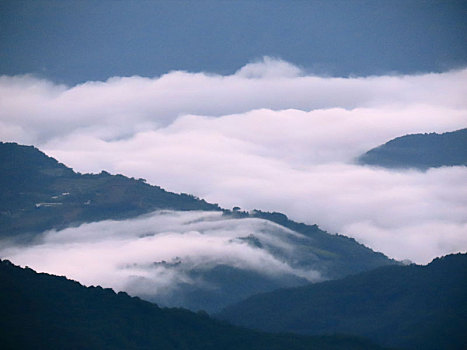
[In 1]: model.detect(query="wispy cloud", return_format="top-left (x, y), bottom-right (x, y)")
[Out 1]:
top-left (1, 57), bottom-right (466, 263)
top-left (0, 210), bottom-right (320, 305)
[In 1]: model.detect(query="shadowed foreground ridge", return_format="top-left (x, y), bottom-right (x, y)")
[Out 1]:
top-left (0, 260), bottom-right (386, 350)
top-left (358, 128), bottom-right (467, 169)
top-left (217, 253), bottom-right (467, 350)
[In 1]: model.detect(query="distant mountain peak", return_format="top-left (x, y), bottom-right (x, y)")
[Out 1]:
top-left (357, 128), bottom-right (467, 170)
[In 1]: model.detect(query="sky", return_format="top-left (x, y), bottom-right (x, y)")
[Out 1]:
top-left (1, 0), bottom-right (466, 84)
top-left (1, 1), bottom-right (466, 269)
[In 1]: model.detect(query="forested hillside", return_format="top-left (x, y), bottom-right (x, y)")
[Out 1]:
top-left (0, 259), bottom-right (386, 350)
top-left (0, 142), bottom-right (219, 237)
top-left (218, 254), bottom-right (467, 350)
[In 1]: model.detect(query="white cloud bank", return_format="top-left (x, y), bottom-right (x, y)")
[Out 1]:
top-left (1, 57), bottom-right (466, 263)
top-left (0, 211), bottom-right (320, 301)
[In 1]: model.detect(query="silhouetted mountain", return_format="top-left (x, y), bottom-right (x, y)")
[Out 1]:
top-left (0, 259), bottom-right (387, 350)
top-left (358, 128), bottom-right (467, 169)
top-left (0, 142), bottom-right (396, 313)
top-left (217, 253), bottom-right (467, 350)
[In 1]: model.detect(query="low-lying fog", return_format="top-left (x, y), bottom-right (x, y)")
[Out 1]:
top-left (1, 210), bottom-right (321, 309)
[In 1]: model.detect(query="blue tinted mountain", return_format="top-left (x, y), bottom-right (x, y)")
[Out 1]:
top-left (241, 210), bottom-right (394, 280)
top-left (0, 142), bottom-right (393, 277)
top-left (217, 253), bottom-right (467, 350)
top-left (137, 211), bottom-right (394, 312)
top-left (0, 142), bottom-right (219, 238)
top-left (0, 259), bottom-right (387, 350)
top-left (358, 128), bottom-right (467, 169)
top-left (0, 142), bottom-right (396, 312)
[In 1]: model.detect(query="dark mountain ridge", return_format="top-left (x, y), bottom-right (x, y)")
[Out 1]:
top-left (236, 209), bottom-right (394, 279)
top-left (0, 259), bottom-right (388, 350)
top-left (357, 128), bottom-right (467, 169)
top-left (217, 253), bottom-right (467, 350)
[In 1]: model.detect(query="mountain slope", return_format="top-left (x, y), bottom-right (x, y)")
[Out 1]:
top-left (0, 259), bottom-right (387, 350)
top-left (0, 142), bottom-right (219, 238)
top-left (0, 142), bottom-right (395, 312)
top-left (1, 210), bottom-right (394, 314)
top-left (246, 210), bottom-right (393, 279)
top-left (0, 142), bottom-right (393, 276)
top-left (217, 253), bottom-right (467, 350)
top-left (357, 128), bottom-right (467, 169)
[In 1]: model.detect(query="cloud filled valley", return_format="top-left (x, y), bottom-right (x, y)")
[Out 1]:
top-left (0, 210), bottom-right (324, 311)
top-left (1, 58), bottom-right (466, 266)
top-left (2, 2), bottom-right (467, 347)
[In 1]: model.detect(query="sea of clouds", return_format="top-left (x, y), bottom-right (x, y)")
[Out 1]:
top-left (1, 57), bottom-right (466, 264)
